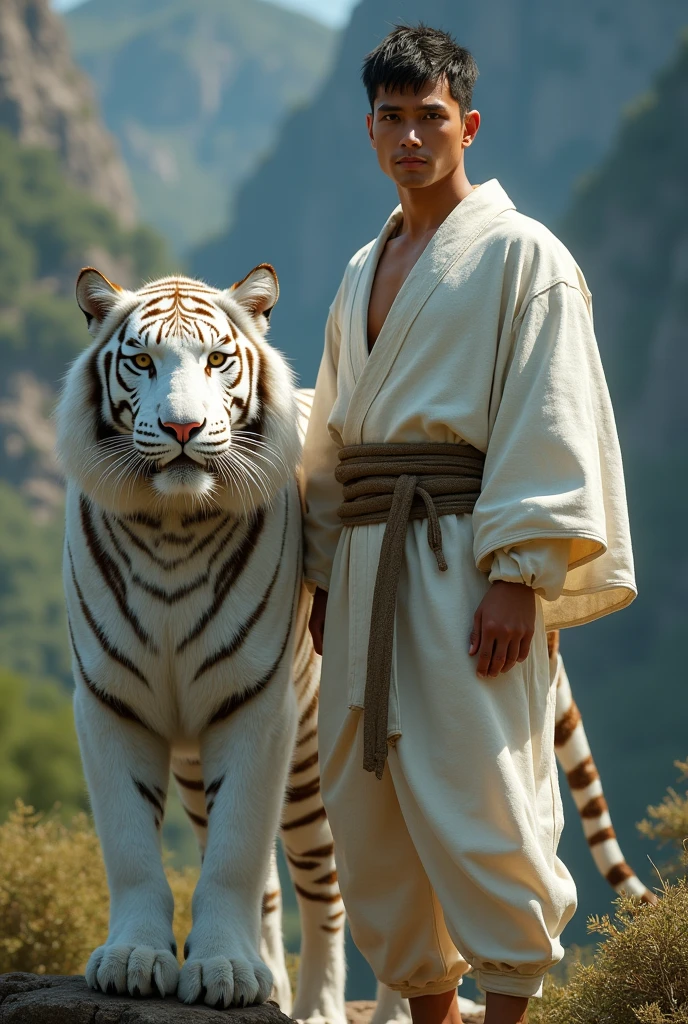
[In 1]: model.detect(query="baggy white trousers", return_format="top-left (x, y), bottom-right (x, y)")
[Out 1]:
top-left (317, 525), bottom-right (578, 1000)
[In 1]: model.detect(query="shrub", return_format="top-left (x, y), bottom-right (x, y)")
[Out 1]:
top-left (637, 758), bottom-right (688, 877)
top-left (528, 876), bottom-right (688, 1023)
top-left (0, 802), bottom-right (198, 975)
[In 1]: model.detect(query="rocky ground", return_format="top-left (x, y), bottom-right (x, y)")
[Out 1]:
top-left (0, 975), bottom-right (486, 1023)
top-left (0, 973), bottom-right (291, 1023)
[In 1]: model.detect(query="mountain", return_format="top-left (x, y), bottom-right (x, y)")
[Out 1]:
top-left (192, 0), bottom-right (687, 386)
top-left (0, 128), bottom-right (169, 383)
top-left (561, 33), bottom-right (688, 453)
top-left (0, 126), bottom-right (171, 523)
top-left (0, 0), bottom-right (136, 223)
top-left (552, 30), bottom-right (688, 936)
top-left (64, 0), bottom-right (338, 252)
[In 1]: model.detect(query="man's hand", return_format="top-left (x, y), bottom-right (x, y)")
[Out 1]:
top-left (469, 581), bottom-right (535, 679)
top-left (308, 586), bottom-right (329, 656)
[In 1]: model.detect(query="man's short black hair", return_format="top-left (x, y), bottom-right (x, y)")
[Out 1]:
top-left (361, 23), bottom-right (478, 118)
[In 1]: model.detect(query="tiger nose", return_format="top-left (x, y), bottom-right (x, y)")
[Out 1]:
top-left (160, 419), bottom-right (205, 444)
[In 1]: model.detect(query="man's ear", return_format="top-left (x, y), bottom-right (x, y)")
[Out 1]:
top-left (76, 267), bottom-right (124, 337)
top-left (230, 264), bottom-right (279, 325)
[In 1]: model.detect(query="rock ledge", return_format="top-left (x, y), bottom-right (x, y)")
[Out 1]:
top-left (0, 973), bottom-right (294, 1023)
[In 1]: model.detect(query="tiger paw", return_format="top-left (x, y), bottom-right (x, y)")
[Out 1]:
top-left (85, 942), bottom-right (180, 998)
top-left (178, 948), bottom-right (273, 1009)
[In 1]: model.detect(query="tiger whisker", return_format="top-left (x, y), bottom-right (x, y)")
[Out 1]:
top-left (232, 433), bottom-right (290, 474)
top-left (225, 448), bottom-right (273, 509)
top-left (230, 439), bottom-right (285, 479)
top-left (216, 454), bottom-right (251, 520)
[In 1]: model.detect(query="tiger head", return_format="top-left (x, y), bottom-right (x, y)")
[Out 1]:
top-left (56, 266), bottom-right (301, 516)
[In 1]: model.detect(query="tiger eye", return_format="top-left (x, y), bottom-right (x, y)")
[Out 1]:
top-left (134, 353), bottom-right (152, 369)
top-left (208, 352), bottom-right (227, 367)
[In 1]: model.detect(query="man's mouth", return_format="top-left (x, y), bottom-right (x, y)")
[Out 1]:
top-left (397, 156), bottom-right (427, 165)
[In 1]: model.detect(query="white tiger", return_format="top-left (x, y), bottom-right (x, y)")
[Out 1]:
top-left (56, 264), bottom-right (653, 1017)
top-left (56, 265), bottom-right (347, 1016)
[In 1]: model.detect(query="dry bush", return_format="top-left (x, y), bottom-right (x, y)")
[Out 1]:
top-left (0, 801), bottom-right (198, 975)
top-left (528, 875), bottom-right (688, 1023)
top-left (637, 758), bottom-right (688, 876)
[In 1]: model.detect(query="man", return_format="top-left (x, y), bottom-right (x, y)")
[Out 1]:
top-left (301, 24), bottom-right (635, 1024)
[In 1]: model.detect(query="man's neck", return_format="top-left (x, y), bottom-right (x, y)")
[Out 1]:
top-left (395, 168), bottom-right (475, 241)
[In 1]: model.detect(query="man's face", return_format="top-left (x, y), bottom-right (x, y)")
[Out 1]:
top-left (366, 77), bottom-right (478, 189)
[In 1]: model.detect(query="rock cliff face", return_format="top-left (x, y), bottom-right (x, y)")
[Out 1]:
top-left (543, 33), bottom-right (688, 953)
top-left (562, 33), bottom-right (688, 454)
top-left (65, 0), bottom-right (337, 251)
top-left (0, 0), bottom-right (136, 224)
top-left (192, 0), bottom-right (687, 385)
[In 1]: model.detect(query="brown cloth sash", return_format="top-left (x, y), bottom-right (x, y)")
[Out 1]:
top-left (335, 442), bottom-right (486, 779)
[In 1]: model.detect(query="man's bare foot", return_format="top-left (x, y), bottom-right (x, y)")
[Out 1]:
top-left (409, 989), bottom-right (463, 1024)
top-left (484, 992), bottom-right (528, 1023)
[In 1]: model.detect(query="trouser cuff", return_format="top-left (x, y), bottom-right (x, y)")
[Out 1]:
top-left (393, 977), bottom-right (466, 1000)
top-left (474, 970), bottom-right (545, 999)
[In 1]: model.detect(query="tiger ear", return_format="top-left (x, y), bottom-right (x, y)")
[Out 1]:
top-left (230, 264), bottom-right (279, 324)
top-left (76, 267), bottom-right (124, 337)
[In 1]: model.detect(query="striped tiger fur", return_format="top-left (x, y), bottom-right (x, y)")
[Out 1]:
top-left (57, 267), bottom-right (346, 1019)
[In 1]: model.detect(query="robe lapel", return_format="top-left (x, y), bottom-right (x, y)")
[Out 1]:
top-left (342, 179), bottom-right (516, 446)
top-left (346, 206), bottom-right (403, 384)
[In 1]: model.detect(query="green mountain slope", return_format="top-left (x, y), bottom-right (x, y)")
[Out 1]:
top-left (0, 0), bottom-right (136, 224)
top-left (0, 128), bottom-right (170, 386)
top-left (192, 0), bottom-right (687, 386)
top-left (65, 0), bottom-right (337, 251)
top-left (0, 483), bottom-right (68, 684)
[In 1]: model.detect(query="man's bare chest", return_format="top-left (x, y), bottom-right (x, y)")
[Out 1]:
top-left (366, 236), bottom-right (431, 352)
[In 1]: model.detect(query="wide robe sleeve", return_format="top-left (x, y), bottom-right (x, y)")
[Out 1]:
top-left (301, 300), bottom-right (344, 594)
top-left (472, 280), bottom-right (636, 630)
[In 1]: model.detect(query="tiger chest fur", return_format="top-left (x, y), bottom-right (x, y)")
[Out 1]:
top-left (65, 483), bottom-right (302, 739)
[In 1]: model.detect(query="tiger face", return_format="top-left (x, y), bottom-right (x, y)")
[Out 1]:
top-left (56, 267), bottom-right (301, 516)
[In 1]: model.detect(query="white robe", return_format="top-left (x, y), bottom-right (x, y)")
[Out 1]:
top-left (300, 181), bottom-right (636, 998)
top-left (302, 177), bottom-right (636, 728)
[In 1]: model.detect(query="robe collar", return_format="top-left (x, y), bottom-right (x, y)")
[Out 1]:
top-left (342, 178), bottom-right (516, 445)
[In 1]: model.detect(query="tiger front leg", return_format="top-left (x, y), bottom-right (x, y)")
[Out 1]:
top-left (179, 676), bottom-right (297, 1010)
top-left (73, 688), bottom-right (179, 998)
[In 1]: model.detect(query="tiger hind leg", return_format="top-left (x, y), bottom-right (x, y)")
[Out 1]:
top-left (370, 985), bottom-right (412, 1024)
top-left (171, 751), bottom-right (209, 859)
top-left (282, 638), bottom-right (346, 1024)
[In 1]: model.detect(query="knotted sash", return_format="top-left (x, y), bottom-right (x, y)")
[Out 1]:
top-left (335, 442), bottom-right (486, 779)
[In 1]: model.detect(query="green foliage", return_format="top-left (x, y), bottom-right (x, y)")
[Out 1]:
top-left (0, 129), bottom-right (170, 379)
top-left (0, 482), bottom-right (70, 683)
top-left (0, 669), bottom-right (85, 821)
top-left (529, 879), bottom-right (688, 1022)
top-left (0, 802), bottom-right (197, 975)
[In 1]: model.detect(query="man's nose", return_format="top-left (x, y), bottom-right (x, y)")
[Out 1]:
top-left (401, 129), bottom-right (422, 147)
top-left (159, 420), bottom-right (205, 444)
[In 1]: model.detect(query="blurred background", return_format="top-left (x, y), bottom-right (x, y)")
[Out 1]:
top-left (0, 0), bottom-right (686, 1002)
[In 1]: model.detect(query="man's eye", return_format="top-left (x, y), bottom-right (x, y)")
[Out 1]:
top-left (133, 353), bottom-right (152, 369)
top-left (208, 352), bottom-right (228, 368)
